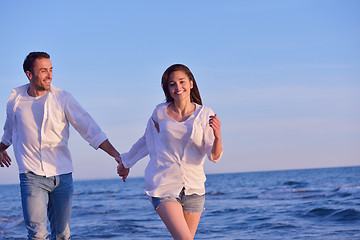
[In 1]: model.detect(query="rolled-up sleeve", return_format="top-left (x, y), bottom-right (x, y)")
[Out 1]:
top-left (64, 93), bottom-right (107, 149)
top-left (1, 90), bottom-right (18, 146)
top-left (1, 104), bottom-right (13, 146)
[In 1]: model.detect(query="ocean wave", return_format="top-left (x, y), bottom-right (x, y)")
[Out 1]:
top-left (73, 191), bottom-right (146, 200)
top-left (334, 186), bottom-right (360, 196)
top-left (329, 209), bottom-right (360, 221)
top-left (72, 206), bottom-right (121, 217)
top-left (304, 208), bottom-right (360, 222)
top-left (305, 207), bottom-right (336, 217)
top-left (209, 207), bottom-right (241, 215)
top-left (246, 215), bottom-right (272, 222)
top-left (206, 190), bottom-right (226, 196)
top-left (72, 218), bottom-right (164, 239)
top-left (0, 216), bottom-right (24, 228)
top-left (283, 181), bottom-right (309, 188)
top-left (327, 186), bottom-right (360, 200)
top-left (258, 190), bottom-right (329, 200)
top-left (73, 190), bottom-right (116, 195)
top-left (256, 185), bottom-right (358, 201)
top-left (255, 222), bottom-right (297, 229)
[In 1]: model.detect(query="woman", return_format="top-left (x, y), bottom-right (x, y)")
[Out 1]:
top-left (117, 64), bottom-right (223, 239)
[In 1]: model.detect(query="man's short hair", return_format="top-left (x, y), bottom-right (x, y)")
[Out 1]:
top-left (23, 52), bottom-right (50, 73)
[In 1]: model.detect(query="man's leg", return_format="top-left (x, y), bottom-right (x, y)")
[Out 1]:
top-left (20, 173), bottom-right (51, 240)
top-left (48, 173), bottom-right (73, 240)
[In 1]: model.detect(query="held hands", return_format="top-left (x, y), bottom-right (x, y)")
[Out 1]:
top-left (0, 150), bottom-right (11, 168)
top-left (209, 114), bottom-right (221, 139)
top-left (115, 155), bottom-right (130, 182)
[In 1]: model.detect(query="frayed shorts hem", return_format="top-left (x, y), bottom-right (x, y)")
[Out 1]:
top-left (149, 189), bottom-right (205, 213)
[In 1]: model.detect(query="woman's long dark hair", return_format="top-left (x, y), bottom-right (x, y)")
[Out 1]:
top-left (161, 64), bottom-right (202, 105)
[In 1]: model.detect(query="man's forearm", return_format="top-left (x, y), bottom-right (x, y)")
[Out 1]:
top-left (99, 139), bottom-right (120, 158)
top-left (0, 142), bottom-right (9, 152)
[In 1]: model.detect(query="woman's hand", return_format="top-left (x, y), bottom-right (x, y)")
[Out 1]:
top-left (116, 155), bottom-right (130, 182)
top-left (209, 114), bottom-right (223, 160)
top-left (209, 114), bottom-right (221, 140)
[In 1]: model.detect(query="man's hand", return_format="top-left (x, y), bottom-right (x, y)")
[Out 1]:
top-left (115, 155), bottom-right (130, 182)
top-left (98, 140), bottom-right (130, 181)
top-left (0, 150), bottom-right (11, 168)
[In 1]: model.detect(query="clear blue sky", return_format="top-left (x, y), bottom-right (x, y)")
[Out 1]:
top-left (0, 0), bottom-right (359, 185)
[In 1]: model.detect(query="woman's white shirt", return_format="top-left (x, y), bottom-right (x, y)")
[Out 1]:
top-left (121, 102), bottom-right (222, 197)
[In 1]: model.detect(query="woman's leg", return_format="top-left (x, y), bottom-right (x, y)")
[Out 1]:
top-left (183, 212), bottom-right (202, 239)
top-left (181, 193), bottom-right (204, 238)
top-left (156, 202), bottom-right (193, 240)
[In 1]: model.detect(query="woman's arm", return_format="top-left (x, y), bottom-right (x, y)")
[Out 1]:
top-left (117, 109), bottom-right (159, 179)
top-left (209, 114), bottom-right (223, 160)
top-left (116, 131), bottom-right (148, 182)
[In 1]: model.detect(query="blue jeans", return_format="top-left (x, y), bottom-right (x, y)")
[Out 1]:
top-left (20, 172), bottom-right (73, 240)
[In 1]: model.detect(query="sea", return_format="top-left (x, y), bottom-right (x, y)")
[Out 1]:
top-left (0, 166), bottom-right (359, 240)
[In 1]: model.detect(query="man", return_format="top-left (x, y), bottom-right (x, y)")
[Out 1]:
top-left (0, 52), bottom-right (129, 239)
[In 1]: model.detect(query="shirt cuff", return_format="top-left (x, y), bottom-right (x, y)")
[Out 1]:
top-left (89, 132), bottom-right (108, 149)
top-left (209, 148), bottom-right (223, 163)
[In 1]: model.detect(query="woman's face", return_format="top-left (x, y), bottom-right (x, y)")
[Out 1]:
top-left (168, 71), bottom-right (193, 103)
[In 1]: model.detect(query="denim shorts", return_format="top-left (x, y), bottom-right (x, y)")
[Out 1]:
top-left (149, 188), bottom-right (205, 213)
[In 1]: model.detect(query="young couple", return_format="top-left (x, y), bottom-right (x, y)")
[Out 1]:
top-left (0, 52), bottom-right (222, 240)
